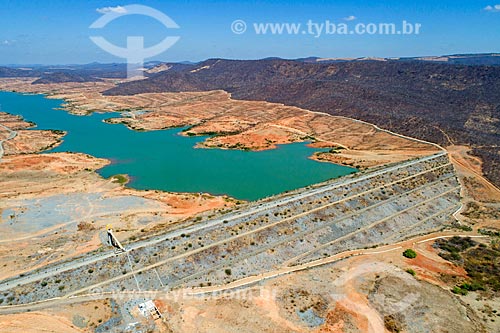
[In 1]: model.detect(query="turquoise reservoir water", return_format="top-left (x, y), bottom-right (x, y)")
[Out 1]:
top-left (0, 91), bottom-right (356, 200)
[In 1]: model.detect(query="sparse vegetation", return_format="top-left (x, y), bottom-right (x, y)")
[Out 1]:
top-left (452, 285), bottom-right (469, 296)
top-left (384, 314), bottom-right (404, 333)
top-left (451, 222), bottom-right (473, 232)
top-left (436, 237), bottom-right (500, 294)
top-left (435, 236), bottom-right (476, 264)
top-left (110, 174), bottom-right (128, 184)
top-left (478, 228), bottom-right (500, 237)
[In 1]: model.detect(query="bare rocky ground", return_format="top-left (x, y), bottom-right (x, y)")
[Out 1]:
top-left (10, 247), bottom-right (487, 333)
top-left (0, 299), bottom-right (117, 333)
top-left (1, 244), bottom-right (492, 333)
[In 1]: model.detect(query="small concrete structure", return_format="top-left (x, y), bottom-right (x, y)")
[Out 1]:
top-left (138, 300), bottom-right (162, 320)
top-left (106, 224), bottom-right (126, 252)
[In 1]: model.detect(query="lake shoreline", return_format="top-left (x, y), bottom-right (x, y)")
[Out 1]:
top-left (0, 91), bottom-right (356, 201)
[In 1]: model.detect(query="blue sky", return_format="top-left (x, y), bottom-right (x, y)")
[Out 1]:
top-left (0, 0), bottom-right (498, 64)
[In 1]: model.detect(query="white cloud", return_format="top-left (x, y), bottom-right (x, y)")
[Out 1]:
top-left (1, 40), bottom-right (15, 46)
top-left (343, 15), bottom-right (357, 21)
top-left (484, 4), bottom-right (500, 12)
top-left (96, 5), bottom-right (127, 14)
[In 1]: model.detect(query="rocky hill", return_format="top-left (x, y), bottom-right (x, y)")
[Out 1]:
top-left (32, 72), bottom-right (103, 84)
top-left (0, 67), bottom-right (40, 77)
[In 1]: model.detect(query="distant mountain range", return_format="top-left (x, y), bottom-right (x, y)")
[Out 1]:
top-left (1, 53), bottom-right (499, 79)
top-left (297, 53), bottom-right (500, 66)
top-left (0, 61), bottom-right (196, 84)
top-left (1, 54), bottom-right (499, 187)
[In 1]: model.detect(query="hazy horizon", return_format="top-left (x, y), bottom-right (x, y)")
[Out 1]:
top-left (1, 0), bottom-right (499, 65)
top-left (2, 52), bottom-right (500, 67)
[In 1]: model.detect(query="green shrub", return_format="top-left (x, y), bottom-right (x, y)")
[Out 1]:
top-left (406, 269), bottom-right (416, 276)
top-left (403, 249), bottom-right (417, 259)
top-left (452, 286), bottom-right (468, 296)
top-left (110, 174), bottom-right (128, 184)
top-left (461, 282), bottom-right (485, 292)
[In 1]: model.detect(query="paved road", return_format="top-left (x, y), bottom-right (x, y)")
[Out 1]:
top-left (0, 152), bottom-right (447, 292)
